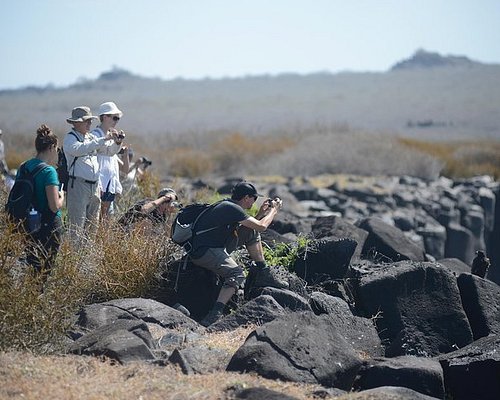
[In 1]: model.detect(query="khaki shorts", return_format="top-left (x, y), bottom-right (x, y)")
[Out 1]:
top-left (225, 225), bottom-right (261, 253)
top-left (191, 247), bottom-right (245, 289)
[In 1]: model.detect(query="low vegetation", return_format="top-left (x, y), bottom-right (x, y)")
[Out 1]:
top-left (398, 137), bottom-right (500, 179)
top-left (0, 125), bottom-right (445, 180)
top-left (264, 234), bottom-right (310, 271)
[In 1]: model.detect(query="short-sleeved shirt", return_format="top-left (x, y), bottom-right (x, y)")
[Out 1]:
top-left (191, 199), bottom-right (248, 257)
top-left (119, 198), bottom-right (166, 226)
top-left (19, 158), bottom-right (61, 217)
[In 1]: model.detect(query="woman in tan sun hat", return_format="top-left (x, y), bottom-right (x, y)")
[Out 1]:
top-left (63, 106), bottom-right (124, 236)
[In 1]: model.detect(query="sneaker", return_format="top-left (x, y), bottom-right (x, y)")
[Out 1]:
top-left (172, 303), bottom-right (190, 317)
top-left (253, 267), bottom-right (289, 289)
top-left (200, 309), bottom-right (223, 327)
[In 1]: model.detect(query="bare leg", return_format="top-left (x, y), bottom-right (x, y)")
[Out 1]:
top-left (217, 286), bottom-right (237, 305)
top-left (246, 241), bottom-right (265, 262)
top-left (100, 200), bottom-right (111, 219)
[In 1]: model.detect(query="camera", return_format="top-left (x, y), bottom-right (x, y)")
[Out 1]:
top-left (170, 201), bottom-right (182, 209)
top-left (267, 197), bottom-right (282, 209)
top-left (116, 132), bottom-right (125, 140)
top-left (141, 157), bottom-right (152, 167)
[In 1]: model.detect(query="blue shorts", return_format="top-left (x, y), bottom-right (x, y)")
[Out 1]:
top-left (101, 181), bottom-right (116, 202)
top-left (101, 191), bottom-right (116, 202)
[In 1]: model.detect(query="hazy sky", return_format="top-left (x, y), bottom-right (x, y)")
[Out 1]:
top-left (1, 0), bottom-right (499, 89)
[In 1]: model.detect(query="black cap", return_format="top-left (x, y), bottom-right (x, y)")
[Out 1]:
top-left (231, 181), bottom-right (263, 198)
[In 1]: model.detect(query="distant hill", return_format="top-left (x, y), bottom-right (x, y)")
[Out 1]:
top-left (391, 49), bottom-right (480, 70)
top-left (0, 51), bottom-right (499, 139)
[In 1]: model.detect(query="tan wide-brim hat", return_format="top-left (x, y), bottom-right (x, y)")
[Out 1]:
top-left (66, 106), bottom-right (98, 123)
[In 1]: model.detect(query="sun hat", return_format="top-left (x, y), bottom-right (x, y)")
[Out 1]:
top-left (98, 101), bottom-right (123, 117)
top-left (66, 106), bottom-right (98, 123)
top-left (231, 181), bottom-right (263, 198)
top-left (157, 187), bottom-right (178, 200)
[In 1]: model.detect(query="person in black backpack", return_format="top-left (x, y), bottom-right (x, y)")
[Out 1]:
top-left (189, 181), bottom-right (288, 327)
top-left (18, 125), bottom-right (64, 275)
top-left (119, 187), bottom-right (179, 235)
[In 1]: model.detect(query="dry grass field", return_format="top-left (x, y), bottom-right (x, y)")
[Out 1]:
top-left (0, 327), bottom-right (329, 400)
top-left (4, 126), bottom-right (499, 182)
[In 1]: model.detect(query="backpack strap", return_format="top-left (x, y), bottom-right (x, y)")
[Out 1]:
top-left (179, 200), bottom-right (226, 255)
top-left (23, 161), bottom-right (50, 210)
top-left (192, 199), bottom-right (226, 237)
top-left (66, 131), bottom-right (84, 188)
top-left (29, 161), bottom-right (50, 178)
top-left (19, 161), bottom-right (49, 179)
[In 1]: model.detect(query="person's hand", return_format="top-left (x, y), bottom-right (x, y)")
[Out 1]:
top-left (105, 129), bottom-right (125, 144)
top-left (162, 194), bottom-right (176, 203)
top-left (114, 129), bottom-right (125, 144)
top-left (104, 129), bottom-right (116, 141)
top-left (256, 198), bottom-right (273, 219)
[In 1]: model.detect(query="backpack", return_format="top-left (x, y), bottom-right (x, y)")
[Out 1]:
top-left (5, 161), bottom-right (49, 231)
top-left (57, 131), bottom-right (82, 191)
top-left (171, 201), bottom-right (223, 252)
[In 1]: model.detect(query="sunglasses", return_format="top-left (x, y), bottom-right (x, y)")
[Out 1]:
top-left (108, 115), bottom-right (120, 121)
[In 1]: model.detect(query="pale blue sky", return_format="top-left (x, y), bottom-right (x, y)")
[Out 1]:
top-left (0, 0), bottom-right (499, 89)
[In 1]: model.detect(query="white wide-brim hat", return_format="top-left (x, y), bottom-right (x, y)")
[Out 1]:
top-left (98, 101), bottom-right (123, 117)
top-left (66, 106), bottom-right (98, 123)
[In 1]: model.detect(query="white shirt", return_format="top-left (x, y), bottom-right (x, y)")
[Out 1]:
top-left (93, 127), bottom-right (122, 194)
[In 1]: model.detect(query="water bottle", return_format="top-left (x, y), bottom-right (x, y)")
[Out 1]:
top-left (27, 208), bottom-right (41, 234)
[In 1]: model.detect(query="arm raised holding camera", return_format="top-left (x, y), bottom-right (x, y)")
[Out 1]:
top-left (242, 197), bottom-right (282, 232)
top-left (255, 197), bottom-right (283, 220)
top-left (96, 128), bottom-right (125, 156)
top-left (140, 192), bottom-right (176, 214)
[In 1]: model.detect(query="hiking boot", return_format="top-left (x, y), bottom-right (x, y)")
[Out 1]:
top-left (200, 308), bottom-right (224, 327)
top-left (253, 267), bottom-right (289, 289)
top-left (172, 303), bottom-right (190, 317)
top-left (200, 309), bottom-right (223, 327)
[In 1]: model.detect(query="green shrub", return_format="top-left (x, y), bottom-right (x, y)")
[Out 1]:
top-left (263, 234), bottom-right (310, 271)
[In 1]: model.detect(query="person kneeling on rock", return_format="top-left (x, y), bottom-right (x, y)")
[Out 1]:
top-left (190, 181), bottom-right (288, 327)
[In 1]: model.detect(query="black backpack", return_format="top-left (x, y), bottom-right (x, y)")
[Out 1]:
top-left (171, 201), bottom-right (223, 252)
top-left (57, 131), bottom-right (82, 191)
top-left (5, 161), bottom-right (49, 229)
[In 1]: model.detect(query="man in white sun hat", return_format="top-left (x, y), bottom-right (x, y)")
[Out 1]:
top-left (63, 106), bottom-right (124, 234)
